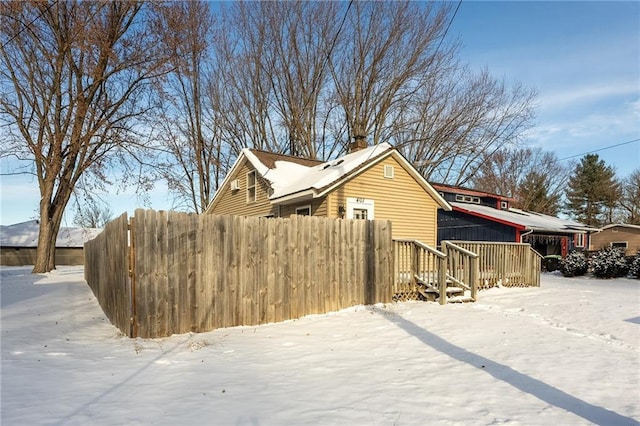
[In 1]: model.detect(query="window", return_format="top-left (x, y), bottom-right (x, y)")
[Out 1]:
top-left (295, 205), bottom-right (311, 216)
top-left (383, 165), bottom-right (394, 179)
top-left (575, 233), bottom-right (585, 248)
top-left (455, 194), bottom-right (480, 204)
top-left (501, 201), bottom-right (508, 210)
top-left (611, 241), bottom-right (628, 249)
top-left (246, 171), bottom-right (256, 203)
top-left (346, 197), bottom-right (374, 220)
top-left (353, 208), bottom-right (368, 220)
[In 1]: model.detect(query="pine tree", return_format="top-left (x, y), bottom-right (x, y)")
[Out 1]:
top-left (565, 154), bottom-right (619, 227)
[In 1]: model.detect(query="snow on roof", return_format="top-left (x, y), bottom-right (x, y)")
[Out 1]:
top-left (243, 143), bottom-right (394, 200)
top-left (450, 202), bottom-right (597, 234)
top-left (0, 220), bottom-right (102, 248)
top-left (600, 223), bottom-right (640, 231)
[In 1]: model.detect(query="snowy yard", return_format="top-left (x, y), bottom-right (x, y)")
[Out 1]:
top-left (1, 266), bottom-right (639, 425)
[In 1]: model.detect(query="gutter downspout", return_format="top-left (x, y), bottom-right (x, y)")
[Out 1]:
top-left (520, 229), bottom-right (533, 243)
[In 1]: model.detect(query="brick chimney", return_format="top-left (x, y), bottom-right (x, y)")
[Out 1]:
top-left (348, 135), bottom-right (368, 152)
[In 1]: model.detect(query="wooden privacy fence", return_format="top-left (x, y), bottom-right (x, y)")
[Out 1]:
top-left (453, 241), bottom-right (542, 289)
top-left (84, 213), bottom-right (131, 334)
top-left (85, 210), bottom-right (394, 338)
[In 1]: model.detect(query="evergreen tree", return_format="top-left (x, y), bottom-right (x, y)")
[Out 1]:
top-left (565, 154), bottom-right (619, 227)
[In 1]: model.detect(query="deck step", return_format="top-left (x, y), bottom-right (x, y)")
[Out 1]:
top-left (447, 295), bottom-right (475, 303)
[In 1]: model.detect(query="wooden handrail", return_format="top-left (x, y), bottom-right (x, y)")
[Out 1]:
top-left (394, 239), bottom-right (446, 258)
top-left (442, 241), bottom-right (479, 258)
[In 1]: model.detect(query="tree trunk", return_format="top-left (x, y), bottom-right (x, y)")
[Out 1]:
top-left (32, 191), bottom-right (69, 273)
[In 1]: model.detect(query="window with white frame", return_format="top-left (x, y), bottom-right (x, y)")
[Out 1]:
top-left (383, 165), bottom-right (394, 179)
top-left (295, 205), bottom-right (311, 216)
top-left (246, 171), bottom-right (256, 203)
top-left (575, 233), bottom-right (585, 248)
top-left (346, 197), bottom-right (374, 220)
top-left (611, 241), bottom-right (628, 249)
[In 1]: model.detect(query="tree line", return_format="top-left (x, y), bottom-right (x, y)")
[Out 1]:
top-left (0, 1), bottom-right (636, 272)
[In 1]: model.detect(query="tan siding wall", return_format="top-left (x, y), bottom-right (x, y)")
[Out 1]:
top-left (1, 247), bottom-right (85, 266)
top-left (279, 198), bottom-right (328, 218)
top-left (329, 155), bottom-right (439, 246)
top-left (209, 160), bottom-right (277, 217)
top-left (590, 227), bottom-right (640, 255)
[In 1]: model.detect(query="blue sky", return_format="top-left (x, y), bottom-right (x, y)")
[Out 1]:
top-left (1, 1), bottom-right (639, 226)
top-left (450, 1), bottom-right (639, 174)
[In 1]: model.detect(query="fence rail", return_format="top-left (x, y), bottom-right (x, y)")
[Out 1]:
top-left (85, 210), bottom-right (394, 338)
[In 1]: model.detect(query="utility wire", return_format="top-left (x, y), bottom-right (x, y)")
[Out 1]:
top-left (0, 1), bottom-right (58, 50)
top-left (556, 138), bottom-right (640, 162)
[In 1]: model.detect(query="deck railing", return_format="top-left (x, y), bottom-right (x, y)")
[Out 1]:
top-left (449, 241), bottom-right (542, 289)
top-left (441, 241), bottom-right (479, 302)
top-left (393, 239), bottom-right (478, 304)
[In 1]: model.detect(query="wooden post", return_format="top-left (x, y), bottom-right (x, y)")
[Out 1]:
top-left (129, 216), bottom-right (137, 338)
top-left (439, 242), bottom-right (448, 305)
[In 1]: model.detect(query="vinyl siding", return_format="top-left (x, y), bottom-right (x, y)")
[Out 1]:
top-left (209, 160), bottom-right (277, 217)
top-left (328, 155), bottom-right (439, 245)
top-left (590, 227), bottom-right (640, 256)
top-left (279, 198), bottom-right (328, 218)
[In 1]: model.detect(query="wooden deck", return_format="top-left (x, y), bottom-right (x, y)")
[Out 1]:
top-left (393, 240), bottom-right (541, 304)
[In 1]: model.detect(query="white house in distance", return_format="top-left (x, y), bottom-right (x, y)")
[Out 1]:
top-left (0, 220), bottom-right (102, 266)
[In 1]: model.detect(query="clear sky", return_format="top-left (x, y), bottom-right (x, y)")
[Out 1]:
top-left (1, 1), bottom-right (639, 226)
top-left (450, 0), bottom-right (639, 175)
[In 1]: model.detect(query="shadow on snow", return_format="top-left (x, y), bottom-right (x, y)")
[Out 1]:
top-left (374, 306), bottom-right (637, 425)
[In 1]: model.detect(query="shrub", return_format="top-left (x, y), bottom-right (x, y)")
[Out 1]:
top-left (591, 246), bottom-right (629, 278)
top-left (629, 252), bottom-right (640, 279)
top-left (560, 251), bottom-right (588, 277)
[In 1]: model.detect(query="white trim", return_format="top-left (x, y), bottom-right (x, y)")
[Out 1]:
top-left (295, 205), bottom-right (312, 216)
top-left (315, 150), bottom-right (451, 211)
top-left (246, 170), bottom-right (257, 203)
top-left (204, 153), bottom-right (248, 214)
top-left (610, 241), bottom-right (628, 248)
top-left (346, 197), bottom-right (374, 220)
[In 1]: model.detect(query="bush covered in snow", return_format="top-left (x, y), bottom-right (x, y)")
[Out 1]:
top-left (629, 252), bottom-right (640, 279)
top-left (560, 251), bottom-right (588, 277)
top-left (590, 246), bottom-right (629, 279)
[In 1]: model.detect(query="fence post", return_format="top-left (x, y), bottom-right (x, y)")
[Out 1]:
top-left (470, 255), bottom-right (478, 301)
top-left (439, 242), bottom-right (448, 305)
top-left (128, 216), bottom-right (137, 338)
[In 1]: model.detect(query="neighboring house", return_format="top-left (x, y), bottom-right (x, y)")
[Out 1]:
top-left (431, 183), bottom-right (597, 256)
top-left (0, 220), bottom-right (102, 266)
top-left (589, 224), bottom-right (640, 256)
top-left (205, 142), bottom-right (451, 246)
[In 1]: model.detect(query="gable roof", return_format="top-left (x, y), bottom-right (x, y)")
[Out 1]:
top-left (0, 220), bottom-right (102, 248)
top-left (449, 202), bottom-right (598, 234)
top-left (431, 183), bottom-right (514, 202)
top-left (205, 143), bottom-right (450, 212)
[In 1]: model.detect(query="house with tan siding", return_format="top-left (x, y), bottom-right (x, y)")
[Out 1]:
top-left (589, 224), bottom-right (640, 256)
top-left (204, 143), bottom-right (450, 246)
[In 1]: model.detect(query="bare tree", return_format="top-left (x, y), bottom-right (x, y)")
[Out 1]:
top-left (471, 147), bottom-right (568, 214)
top-left (619, 170), bottom-right (640, 225)
top-left (72, 198), bottom-right (114, 228)
top-left (153, 1), bottom-right (226, 213)
top-left (0, 1), bottom-right (168, 272)
top-left (395, 68), bottom-right (537, 185)
top-left (329, 2), bottom-right (453, 147)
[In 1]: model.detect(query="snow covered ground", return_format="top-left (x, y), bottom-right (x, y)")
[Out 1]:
top-left (1, 266), bottom-right (639, 425)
